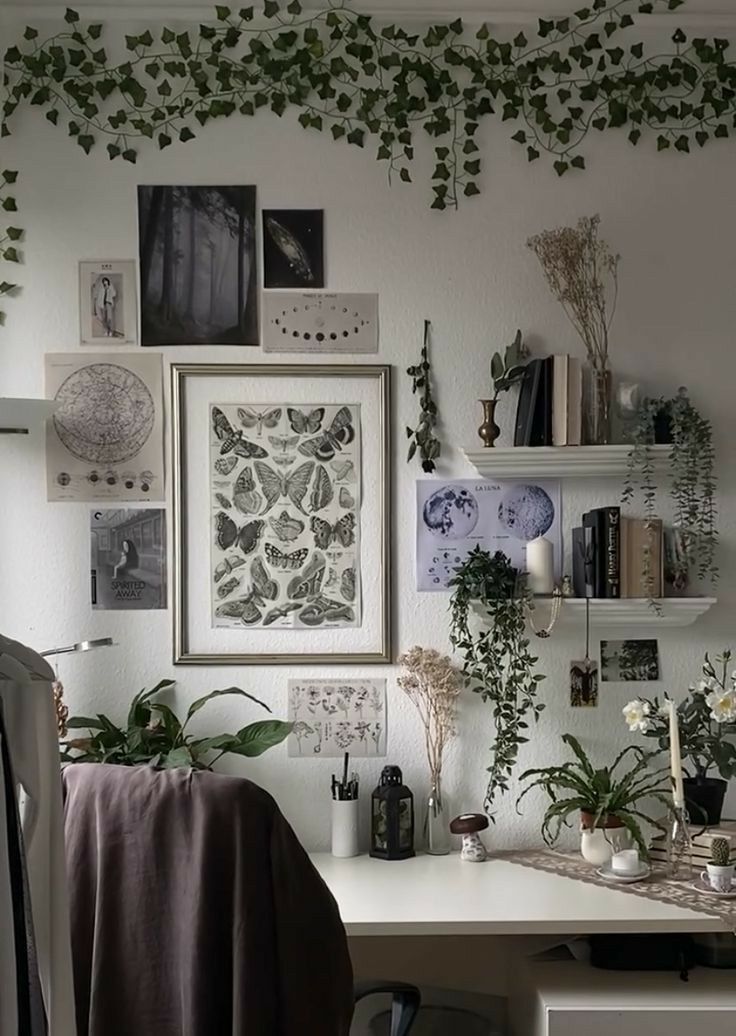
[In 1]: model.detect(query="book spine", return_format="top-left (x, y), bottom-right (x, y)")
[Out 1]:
top-left (601, 507), bottom-right (621, 599)
top-left (583, 510), bottom-right (605, 597)
top-left (552, 354), bottom-right (569, 447)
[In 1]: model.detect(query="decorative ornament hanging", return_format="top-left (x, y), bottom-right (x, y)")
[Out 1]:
top-left (524, 586), bottom-right (563, 639)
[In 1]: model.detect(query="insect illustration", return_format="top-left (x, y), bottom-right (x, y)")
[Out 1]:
top-left (254, 460), bottom-right (314, 514)
top-left (287, 550), bottom-right (326, 601)
top-left (214, 512), bottom-right (264, 555)
top-left (263, 602), bottom-right (302, 625)
top-left (215, 492), bottom-right (232, 509)
top-left (341, 566), bottom-right (356, 602)
top-left (311, 513), bottom-right (355, 550)
top-left (237, 406), bottom-right (282, 437)
top-left (264, 217), bottom-right (315, 282)
top-left (213, 554), bottom-right (246, 583)
top-left (268, 510), bottom-right (305, 542)
top-left (298, 406), bottom-right (355, 461)
top-left (309, 464), bottom-right (333, 512)
top-left (217, 575), bottom-right (241, 599)
top-left (330, 459), bottom-right (355, 483)
top-left (273, 455), bottom-right (296, 467)
top-left (212, 407), bottom-right (268, 459)
top-left (339, 486), bottom-right (355, 509)
top-left (287, 407), bottom-right (324, 435)
top-left (264, 543), bottom-right (309, 571)
top-left (232, 466), bottom-right (263, 515)
top-left (215, 556), bottom-right (278, 625)
top-left (214, 455), bottom-right (238, 477)
top-left (268, 434), bottom-right (299, 454)
top-left (299, 596), bottom-right (355, 626)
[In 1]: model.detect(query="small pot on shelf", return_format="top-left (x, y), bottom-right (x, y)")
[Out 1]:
top-left (684, 776), bottom-right (728, 827)
top-left (579, 812), bottom-right (631, 866)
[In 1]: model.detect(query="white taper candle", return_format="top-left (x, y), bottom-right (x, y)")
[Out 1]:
top-left (668, 699), bottom-right (685, 808)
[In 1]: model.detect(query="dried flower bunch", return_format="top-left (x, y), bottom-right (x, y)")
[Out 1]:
top-left (527, 214), bottom-right (619, 372)
top-left (397, 646), bottom-right (462, 786)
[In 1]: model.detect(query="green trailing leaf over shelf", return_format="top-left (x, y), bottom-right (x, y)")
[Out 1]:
top-left (4, 0), bottom-right (736, 325)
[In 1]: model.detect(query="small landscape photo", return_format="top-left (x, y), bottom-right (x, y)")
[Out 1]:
top-left (263, 209), bottom-right (324, 289)
top-left (570, 659), bottom-right (598, 707)
top-left (600, 639), bottom-right (660, 682)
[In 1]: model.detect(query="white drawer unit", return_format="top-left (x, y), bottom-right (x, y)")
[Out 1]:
top-left (511, 960), bottom-right (736, 1036)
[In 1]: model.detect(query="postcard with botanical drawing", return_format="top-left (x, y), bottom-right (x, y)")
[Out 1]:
top-left (262, 292), bottom-right (378, 354)
top-left (287, 678), bottom-right (387, 757)
top-left (79, 260), bottom-right (137, 345)
top-left (210, 402), bottom-right (361, 629)
top-left (45, 353), bottom-right (164, 502)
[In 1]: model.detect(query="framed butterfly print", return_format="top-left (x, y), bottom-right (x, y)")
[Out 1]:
top-left (171, 363), bottom-right (391, 664)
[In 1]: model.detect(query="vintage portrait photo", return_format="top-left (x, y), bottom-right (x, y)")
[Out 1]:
top-left (79, 260), bottom-right (137, 345)
top-left (600, 639), bottom-right (660, 682)
top-left (263, 209), bottom-right (324, 289)
top-left (138, 185), bottom-right (257, 346)
top-left (91, 508), bottom-right (167, 610)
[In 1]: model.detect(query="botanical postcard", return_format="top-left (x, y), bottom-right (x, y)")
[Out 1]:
top-left (287, 678), bottom-right (387, 757)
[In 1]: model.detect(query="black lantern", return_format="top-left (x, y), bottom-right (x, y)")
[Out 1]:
top-left (370, 765), bottom-right (415, 861)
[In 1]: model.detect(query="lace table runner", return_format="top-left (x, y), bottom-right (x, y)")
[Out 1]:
top-left (501, 849), bottom-right (736, 931)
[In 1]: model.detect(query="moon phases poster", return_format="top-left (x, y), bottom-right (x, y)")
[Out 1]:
top-left (415, 479), bottom-right (562, 591)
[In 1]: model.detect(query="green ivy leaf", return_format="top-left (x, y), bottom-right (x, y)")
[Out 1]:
top-left (215, 5), bottom-right (232, 19)
top-left (6, 227), bottom-right (23, 241)
top-left (3, 247), bottom-right (19, 263)
top-left (264, 0), bottom-right (280, 17)
top-left (64, 8), bottom-right (80, 23)
top-left (553, 160), bottom-right (569, 175)
top-left (179, 126), bottom-right (196, 142)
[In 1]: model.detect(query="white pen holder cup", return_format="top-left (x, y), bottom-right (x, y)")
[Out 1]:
top-left (331, 798), bottom-right (359, 858)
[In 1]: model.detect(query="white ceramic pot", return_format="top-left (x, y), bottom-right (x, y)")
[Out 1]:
top-left (580, 827), bottom-right (613, 867)
top-left (703, 863), bottom-right (736, 893)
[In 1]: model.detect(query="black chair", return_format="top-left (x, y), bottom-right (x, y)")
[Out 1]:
top-left (355, 981), bottom-right (421, 1035)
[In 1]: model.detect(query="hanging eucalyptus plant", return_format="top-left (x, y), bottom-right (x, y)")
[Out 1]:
top-left (623, 387), bottom-right (718, 588)
top-left (4, 1), bottom-right (736, 324)
top-left (449, 547), bottom-right (545, 818)
top-left (406, 319), bottom-right (441, 473)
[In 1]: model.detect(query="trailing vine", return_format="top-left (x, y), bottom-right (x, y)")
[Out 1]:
top-left (449, 547), bottom-right (545, 818)
top-left (4, 0), bottom-right (736, 323)
top-left (406, 319), bottom-right (441, 474)
top-left (623, 387), bottom-right (718, 588)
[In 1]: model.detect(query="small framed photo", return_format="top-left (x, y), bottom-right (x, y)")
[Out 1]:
top-left (79, 260), bottom-right (138, 345)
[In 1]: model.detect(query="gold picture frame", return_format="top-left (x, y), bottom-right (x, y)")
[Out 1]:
top-left (171, 362), bottom-right (391, 665)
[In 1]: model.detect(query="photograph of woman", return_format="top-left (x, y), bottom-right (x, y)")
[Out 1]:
top-left (112, 539), bottom-right (138, 579)
top-left (93, 274), bottom-right (120, 338)
top-left (79, 261), bottom-right (137, 345)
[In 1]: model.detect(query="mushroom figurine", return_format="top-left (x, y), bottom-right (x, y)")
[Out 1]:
top-left (450, 813), bottom-right (489, 862)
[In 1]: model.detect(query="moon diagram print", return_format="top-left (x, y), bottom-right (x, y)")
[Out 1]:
top-left (262, 292), bottom-right (378, 354)
top-left (416, 479), bottom-right (561, 591)
top-left (45, 354), bottom-right (164, 502)
top-left (210, 402), bottom-right (361, 629)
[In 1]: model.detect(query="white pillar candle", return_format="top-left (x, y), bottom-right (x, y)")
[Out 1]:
top-left (611, 848), bottom-right (640, 874)
top-left (668, 699), bottom-right (685, 808)
top-left (526, 536), bottom-right (554, 595)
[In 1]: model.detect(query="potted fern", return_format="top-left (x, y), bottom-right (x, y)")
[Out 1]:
top-left (516, 734), bottom-right (670, 863)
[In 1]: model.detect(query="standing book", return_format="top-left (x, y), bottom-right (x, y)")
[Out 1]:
top-left (514, 358), bottom-right (544, 447)
top-left (567, 358), bottom-right (582, 446)
top-left (552, 354), bottom-right (569, 446)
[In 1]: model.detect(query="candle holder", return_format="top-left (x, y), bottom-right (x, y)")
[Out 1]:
top-left (667, 804), bottom-right (693, 880)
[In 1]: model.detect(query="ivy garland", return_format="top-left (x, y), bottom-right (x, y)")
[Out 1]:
top-left (3, 0), bottom-right (736, 323)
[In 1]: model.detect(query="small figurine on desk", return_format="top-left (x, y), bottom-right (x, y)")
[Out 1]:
top-left (450, 813), bottom-right (489, 862)
top-left (331, 752), bottom-right (359, 858)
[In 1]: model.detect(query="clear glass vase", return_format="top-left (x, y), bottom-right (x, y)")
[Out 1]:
top-left (424, 778), bottom-right (450, 855)
top-left (583, 363), bottom-right (612, 445)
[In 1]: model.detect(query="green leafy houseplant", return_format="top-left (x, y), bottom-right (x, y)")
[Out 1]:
top-left (5, 0), bottom-right (736, 325)
top-left (60, 680), bottom-right (293, 769)
top-left (449, 547), bottom-right (545, 817)
top-left (406, 319), bottom-right (441, 473)
top-left (490, 329), bottom-right (527, 400)
top-left (516, 733), bottom-right (671, 858)
top-left (623, 387), bottom-right (718, 588)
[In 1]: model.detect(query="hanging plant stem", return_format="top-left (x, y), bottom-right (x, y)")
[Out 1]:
top-left (449, 547), bottom-right (545, 818)
top-left (406, 319), bottom-right (441, 473)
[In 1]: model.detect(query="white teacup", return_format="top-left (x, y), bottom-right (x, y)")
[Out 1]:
top-left (702, 863), bottom-right (735, 893)
top-left (611, 849), bottom-right (642, 875)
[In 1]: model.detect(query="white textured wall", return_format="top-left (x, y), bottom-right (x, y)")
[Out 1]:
top-left (1, 7), bottom-right (735, 855)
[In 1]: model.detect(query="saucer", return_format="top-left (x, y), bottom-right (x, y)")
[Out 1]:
top-left (597, 864), bottom-right (651, 885)
top-left (691, 877), bottom-right (736, 899)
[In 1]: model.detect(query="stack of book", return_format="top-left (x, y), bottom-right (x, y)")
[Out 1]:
top-left (649, 823), bottom-right (735, 869)
top-left (514, 354), bottom-right (582, 447)
top-left (571, 508), bottom-right (664, 598)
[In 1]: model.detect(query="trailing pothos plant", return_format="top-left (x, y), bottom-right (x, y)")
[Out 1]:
top-left (60, 679), bottom-right (293, 770)
top-left (5, 1), bottom-right (736, 325)
top-left (406, 319), bottom-right (441, 473)
top-left (449, 547), bottom-right (545, 818)
top-left (623, 387), bottom-right (717, 592)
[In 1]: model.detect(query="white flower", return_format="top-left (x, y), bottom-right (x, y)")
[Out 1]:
top-left (695, 677), bottom-right (719, 695)
top-left (705, 688), bottom-right (736, 723)
top-left (657, 701), bottom-right (671, 719)
top-left (623, 699), bottom-right (651, 733)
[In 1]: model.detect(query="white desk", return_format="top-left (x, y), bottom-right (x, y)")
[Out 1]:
top-left (311, 853), bottom-right (725, 936)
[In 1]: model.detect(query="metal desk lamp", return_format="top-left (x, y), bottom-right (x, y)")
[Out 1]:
top-left (40, 638), bottom-right (115, 736)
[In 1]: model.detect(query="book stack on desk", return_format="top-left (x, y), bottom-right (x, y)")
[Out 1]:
top-left (571, 509), bottom-right (664, 598)
top-left (648, 823), bottom-right (735, 868)
top-left (514, 354), bottom-right (582, 447)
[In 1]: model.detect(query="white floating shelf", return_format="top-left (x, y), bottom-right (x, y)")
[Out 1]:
top-left (461, 444), bottom-right (671, 479)
top-left (474, 596), bottom-right (716, 629)
top-left (0, 398), bottom-right (57, 434)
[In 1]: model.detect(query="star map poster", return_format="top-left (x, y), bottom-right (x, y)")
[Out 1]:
top-left (416, 478), bottom-right (562, 591)
top-left (210, 403), bottom-right (361, 628)
top-left (45, 353), bottom-right (164, 502)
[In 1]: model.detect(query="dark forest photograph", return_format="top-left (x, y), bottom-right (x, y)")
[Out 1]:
top-left (138, 185), bottom-right (258, 346)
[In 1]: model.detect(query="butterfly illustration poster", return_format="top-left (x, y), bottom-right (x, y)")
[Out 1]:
top-left (210, 402), bottom-right (361, 629)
